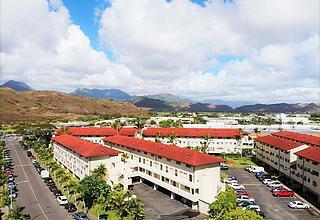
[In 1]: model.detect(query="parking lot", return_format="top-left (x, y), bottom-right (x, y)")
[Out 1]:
top-left (133, 183), bottom-right (205, 220)
top-left (227, 168), bottom-right (320, 220)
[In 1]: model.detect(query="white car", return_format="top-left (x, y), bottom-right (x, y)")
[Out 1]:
top-left (268, 181), bottom-right (283, 188)
top-left (229, 183), bottom-right (245, 190)
top-left (288, 201), bottom-right (310, 209)
top-left (237, 195), bottom-right (255, 203)
top-left (263, 179), bottom-right (274, 185)
top-left (243, 205), bottom-right (261, 212)
top-left (224, 179), bottom-right (238, 184)
top-left (57, 196), bottom-right (68, 205)
top-left (245, 166), bottom-right (256, 172)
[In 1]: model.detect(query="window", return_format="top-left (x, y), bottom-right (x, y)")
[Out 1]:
top-left (175, 169), bottom-right (178, 176)
top-left (158, 156), bottom-right (162, 159)
top-left (131, 155), bottom-right (133, 159)
top-left (176, 161), bottom-right (181, 165)
top-left (150, 161), bottom-right (152, 167)
top-left (166, 166), bottom-right (168, 172)
top-left (167, 158), bottom-right (171, 162)
top-left (313, 181), bottom-right (317, 187)
top-left (191, 189), bottom-right (194, 194)
top-left (189, 174), bottom-right (193, 182)
top-left (144, 152), bottom-right (147, 155)
top-left (139, 157), bottom-right (141, 163)
top-left (143, 159), bottom-right (145, 164)
top-left (160, 164), bottom-right (163, 170)
top-left (195, 189), bottom-right (199, 194)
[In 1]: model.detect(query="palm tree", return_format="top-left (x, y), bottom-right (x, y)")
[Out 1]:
top-left (201, 134), bottom-right (211, 153)
top-left (155, 133), bottom-right (163, 143)
top-left (92, 164), bottom-right (108, 180)
top-left (121, 153), bottom-right (129, 163)
top-left (168, 133), bottom-right (176, 146)
top-left (134, 116), bottom-right (145, 136)
top-left (112, 120), bottom-right (123, 134)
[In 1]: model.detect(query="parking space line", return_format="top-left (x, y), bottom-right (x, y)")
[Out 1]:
top-left (14, 164), bottom-right (32, 168)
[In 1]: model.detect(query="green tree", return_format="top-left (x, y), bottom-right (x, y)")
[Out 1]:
top-left (92, 164), bottom-right (108, 180)
top-left (201, 134), bottom-right (211, 153)
top-left (223, 207), bottom-right (262, 220)
top-left (208, 186), bottom-right (237, 219)
top-left (155, 133), bottom-right (163, 143)
top-left (134, 116), bottom-right (146, 135)
top-left (8, 203), bottom-right (28, 220)
top-left (112, 120), bottom-right (123, 134)
top-left (121, 153), bottom-right (129, 163)
top-left (168, 133), bottom-right (176, 146)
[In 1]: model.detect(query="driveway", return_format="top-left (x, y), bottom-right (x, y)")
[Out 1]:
top-left (5, 138), bottom-right (73, 220)
top-left (132, 183), bottom-right (205, 220)
top-left (227, 168), bottom-right (320, 220)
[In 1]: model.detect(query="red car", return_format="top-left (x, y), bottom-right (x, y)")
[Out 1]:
top-left (272, 189), bottom-right (294, 197)
top-left (237, 191), bottom-right (252, 198)
top-left (5, 171), bottom-right (13, 176)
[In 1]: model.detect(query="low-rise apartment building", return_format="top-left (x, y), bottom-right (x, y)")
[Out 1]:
top-left (103, 135), bottom-right (224, 213)
top-left (292, 146), bottom-right (320, 202)
top-left (142, 128), bottom-right (253, 154)
top-left (51, 134), bottom-right (121, 180)
top-left (272, 131), bottom-right (320, 148)
top-left (255, 135), bottom-right (309, 177)
top-left (51, 133), bottom-right (225, 214)
top-left (66, 127), bottom-right (137, 144)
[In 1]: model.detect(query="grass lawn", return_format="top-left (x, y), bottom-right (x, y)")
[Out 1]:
top-left (225, 156), bottom-right (256, 168)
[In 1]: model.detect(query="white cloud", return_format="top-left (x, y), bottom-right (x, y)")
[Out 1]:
top-left (0, 0), bottom-right (319, 104)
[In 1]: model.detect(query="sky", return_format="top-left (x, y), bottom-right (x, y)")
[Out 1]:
top-left (0, 0), bottom-right (319, 104)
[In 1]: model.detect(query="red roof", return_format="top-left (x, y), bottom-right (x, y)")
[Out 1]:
top-left (52, 134), bottom-right (120, 157)
top-left (67, 127), bottom-right (137, 137)
top-left (256, 135), bottom-right (304, 151)
top-left (272, 131), bottom-right (320, 147)
top-left (142, 128), bottom-right (241, 138)
top-left (103, 135), bottom-right (224, 167)
top-left (295, 146), bottom-right (320, 163)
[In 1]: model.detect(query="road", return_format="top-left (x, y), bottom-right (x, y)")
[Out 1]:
top-left (5, 138), bottom-right (73, 220)
top-left (227, 168), bottom-right (320, 220)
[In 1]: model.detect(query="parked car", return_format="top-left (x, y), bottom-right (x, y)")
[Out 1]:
top-left (237, 191), bottom-right (253, 198)
top-left (229, 183), bottom-right (245, 190)
top-left (57, 196), bottom-right (68, 205)
top-left (245, 166), bottom-right (256, 172)
top-left (53, 190), bottom-right (62, 197)
top-left (273, 189), bottom-right (295, 197)
top-left (47, 182), bottom-right (56, 187)
top-left (267, 181), bottom-right (282, 188)
top-left (254, 210), bottom-right (266, 218)
top-left (270, 187), bottom-right (286, 193)
top-left (237, 200), bottom-right (256, 208)
top-left (225, 179), bottom-right (238, 184)
top-left (44, 178), bottom-right (53, 184)
top-left (65, 203), bottom-right (77, 212)
top-left (9, 191), bottom-right (17, 198)
top-left (255, 171), bottom-right (265, 178)
top-left (5, 171), bottom-right (13, 176)
top-left (263, 179), bottom-right (275, 185)
top-left (7, 176), bottom-right (14, 182)
top-left (27, 150), bottom-right (32, 157)
top-left (73, 212), bottom-right (88, 220)
top-left (236, 195), bottom-right (255, 203)
top-left (220, 164), bottom-right (229, 170)
top-left (258, 174), bottom-right (271, 181)
top-left (288, 201), bottom-right (310, 209)
top-left (243, 204), bottom-right (261, 212)
top-left (49, 185), bottom-right (58, 192)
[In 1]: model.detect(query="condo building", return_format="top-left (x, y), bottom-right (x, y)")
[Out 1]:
top-left (254, 131), bottom-right (320, 202)
top-left (142, 128), bottom-right (253, 154)
top-left (51, 133), bottom-right (224, 213)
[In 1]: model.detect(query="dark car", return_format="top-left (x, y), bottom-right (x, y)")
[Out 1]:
top-left (220, 164), bottom-right (228, 170)
top-left (73, 212), bottom-right (88, 220)
top-left (53, 190), bottom-right (62, 197)
top-left (27, 151), bottom-right (32, 157)
top-left (36, 167), bottom-right (44, 174)
top-left (49, 185), bottom-right (58, 192)
top-left (255, 210), bottom-right (266, 218)
top-left (47, 182), bottom-right (56, 187)
top-left (258, 175), bottom-right (271, 182)
top-left (65, 203), bottom-right (77, 212)
top-left (237, 200), bottom-right (256, 208)
top-left (255, 172), bottom-right (265, 178)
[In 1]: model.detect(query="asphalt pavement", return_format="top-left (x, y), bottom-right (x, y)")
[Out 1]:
top-left (227, 168), bottom-right (320, 220)
top-left (5, 138), bottom-right (73, 220)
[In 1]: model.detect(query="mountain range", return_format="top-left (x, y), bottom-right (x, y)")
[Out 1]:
top-left (1, 80), bottom-right (319, 113)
